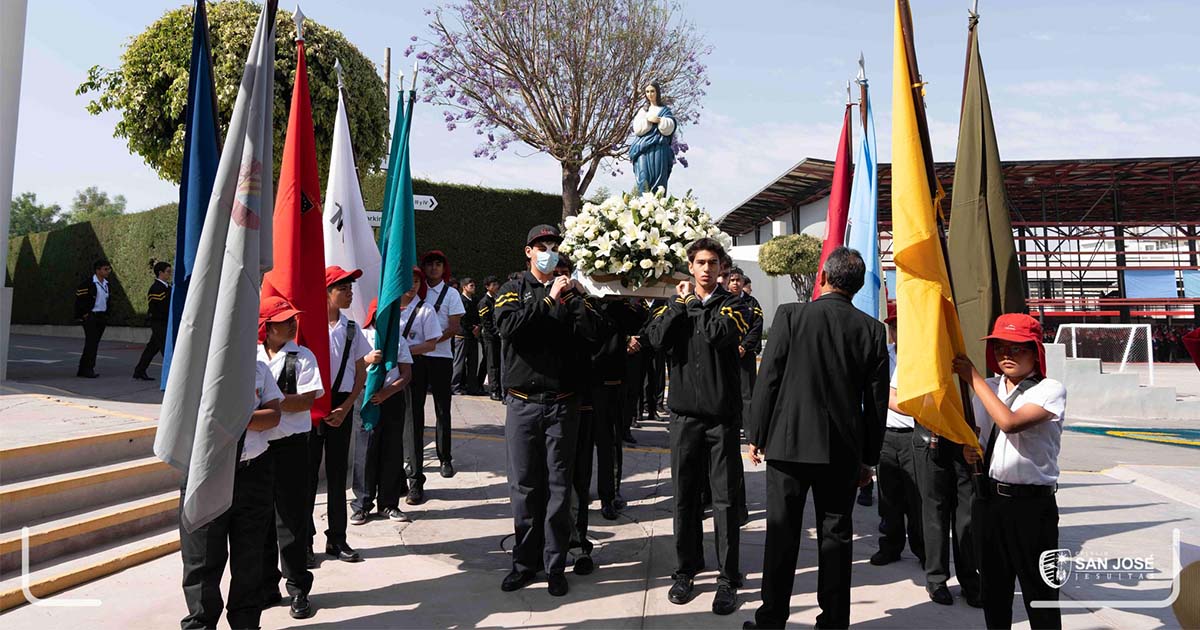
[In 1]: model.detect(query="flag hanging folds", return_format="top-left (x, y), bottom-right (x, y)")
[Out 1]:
top-left (812, 105), bottom-right (853, 301)
top-left (845, 71), bottom-right (883, 320)
top-left (947, 17), bottom-right (1027, 372)
top-left (890, 0), bottom-right (979, 449)
top-left (163, 0), bottom-right (220, 390)
top-left (261, 11), bottom-right (330, 423)
top-left (323, 61), bottom-right (381, 328)
top-left (154, 0), bottom-right (277, 533)
top-left (360, 85), bottom-right (418, 430)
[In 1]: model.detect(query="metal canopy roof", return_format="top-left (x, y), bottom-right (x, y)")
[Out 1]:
top-left (717, 156), bottom-right (1200, 235)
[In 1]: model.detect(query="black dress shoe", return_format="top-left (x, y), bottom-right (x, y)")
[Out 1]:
top-left (440, 461), bottom-right (456, 478)
top-left (306, 548), bottom-right (318, 569)
top-left (406, 485), bottom-right (425, 505)
top-left (547, 573), bottom-right (568, 596)
top-left (622, 431), bottom-right (637, 445)
top-left (712, 582), bottom-right (738, 615)
top-left (490, 392), bottom-right (503, 401)
top-left (927, 583), bottom-right (954, 605)
top-left (327, 542), bottom-right (362, 562)
top-left (600, 502), bottom-right (619, 521)
top-left (613, 495), bottom-right (628, 510)
top-left (964, 590), bottom-right (984, 608)
top-left (573, 554), bottom-right (595, 575)
top-left (667, 574), bottom-right (694, 605)
top-left (870, 550), bottom-right (900, 566)
top-left (132, 372), bottom-right (154, 381)
top-left (743, 622), bottom-right (759, 629)
top-left (289, 593), bottom-right (313, 619)
top-left (501, 569), bottom-right (536, 592)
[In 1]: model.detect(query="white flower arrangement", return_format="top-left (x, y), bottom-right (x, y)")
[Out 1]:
top-left (560, 189), bottom-right (733, 293)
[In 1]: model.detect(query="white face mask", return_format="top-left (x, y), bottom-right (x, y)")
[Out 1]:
top-left (534, 249), bottom-right (560, 274)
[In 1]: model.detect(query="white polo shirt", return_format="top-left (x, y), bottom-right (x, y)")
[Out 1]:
top-left (328, 314), bottom-right (373, 393)
top-left (244, 361), bottom-right (285, 462)
top-left (423, 281), bottom-right (465, 359)
top-left (92, 274), bottom-right (110, 312)
top-left (366, 325), bottom-right (415, 384)
top-left (886, 345), bottom-right (915, 429)
top-left (257, 340), bottom-right (324, 441)
top-left (973, 376), bottom-right (1067, 486)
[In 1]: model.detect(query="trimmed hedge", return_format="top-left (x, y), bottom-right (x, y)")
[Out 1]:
top-left (6, 180), bottom-right (561, 326)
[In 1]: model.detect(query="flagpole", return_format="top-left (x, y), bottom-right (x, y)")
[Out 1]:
top-left (897, 0), bottom-right (980, 437)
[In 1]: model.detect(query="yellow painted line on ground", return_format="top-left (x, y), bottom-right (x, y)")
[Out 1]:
top-left (1105, 430), bottom-right (1200, 447)
top-left (0, 392), bottom-right (157, 423)
top-left (0, 535), bottom-right (180, 612)
top-left (0, 425), bottom-right (157, 463)
top-left (0, 494), bottom-right (178, 557)
top-left (0, 459), bottom-right (171, 505)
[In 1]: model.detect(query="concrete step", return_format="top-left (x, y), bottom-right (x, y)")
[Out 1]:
top-left (0, 425), bottom-right (158, 482)
top-left (0, 489), bottom-right (178, 574)
top-left (0, 456), bottom-right (181, 528)
top-left (0, 526), bottom-right (179, 612)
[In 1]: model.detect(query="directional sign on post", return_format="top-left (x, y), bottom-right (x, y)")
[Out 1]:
top-left (365, 195), bottom-right (437, 227)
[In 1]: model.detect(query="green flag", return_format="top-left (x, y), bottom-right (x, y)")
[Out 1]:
top-left (948, 17), bottom-right (1027, 372)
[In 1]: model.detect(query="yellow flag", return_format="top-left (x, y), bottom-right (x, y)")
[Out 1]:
top-left (890, 0), bottom-right (979, 450)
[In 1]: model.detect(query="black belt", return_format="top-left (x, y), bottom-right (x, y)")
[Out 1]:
top-left (886, 426), bottom-right (914, 433)
top-left (507, 389), bottom-right (574, 404)
top-left (987, 479), bottom-right (1056, 498)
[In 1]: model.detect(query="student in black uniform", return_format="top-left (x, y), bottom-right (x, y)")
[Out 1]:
top-left (73, 258), bottom-right (112, 378)
top-left (452, 277), bottom-right (483, 395)
top-left (477, 275), bottom-right (503, 401)
top-left (642, 297), bottom-right (668, 422)
top-left (134, 261), bottom-right (172, 381)
top-left (178, 357), bottom-right (282, 630)
top-left (496, 224), bottom-right (601, 597)
top-left (257, 296), bottom-right (322, 620)
top-left (646, 237), bottom-right (747, 616)
top-left (954, 314), bottom-right (1066, 630)
top-left (725, 267), bottom-right (762, 423)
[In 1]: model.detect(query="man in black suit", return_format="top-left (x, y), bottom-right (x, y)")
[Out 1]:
top-left (744, 247), bottom-right (889, 630)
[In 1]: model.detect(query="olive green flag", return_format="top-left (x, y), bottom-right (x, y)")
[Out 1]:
top-left (948, 20), bottom-right (1027, 372)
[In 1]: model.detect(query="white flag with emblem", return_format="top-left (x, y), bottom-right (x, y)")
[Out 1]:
top-left (154, 0), bottom-right (277, 533)
top-left (322, 60), bottom-right (381, 328)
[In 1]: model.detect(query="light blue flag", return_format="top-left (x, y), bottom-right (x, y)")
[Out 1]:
top-left (845, 72), bottom-right (883, 320)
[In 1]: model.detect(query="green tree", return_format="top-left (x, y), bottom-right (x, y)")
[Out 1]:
top-left (66, 186), bottom-right (127, 224)
top-left (77, 0), bottom-right (388, 185)
top-left (758, 233), bottom-right (822, 302)
top-left (9, 192), bottom-right (63, 236)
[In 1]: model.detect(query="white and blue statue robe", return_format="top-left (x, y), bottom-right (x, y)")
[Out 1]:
top-left (629, 105), bottom-right (677, 194)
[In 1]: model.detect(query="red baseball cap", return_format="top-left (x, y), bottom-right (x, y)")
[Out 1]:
top-left (325, 265), bottom-right (363, 289)
top-left (982, 313), bottom-right (1046, 378)
top-left (365, 297), bottom-right (379, 329)
top-left (884, 302), bottom-right (897, 324)
top-left (259, 295), bottom-right (302, 325)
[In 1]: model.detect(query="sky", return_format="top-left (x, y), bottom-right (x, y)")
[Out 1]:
top-left (11, 0), bottom-right (1200, 220)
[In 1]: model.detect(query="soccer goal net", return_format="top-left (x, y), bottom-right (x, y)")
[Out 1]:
top-left (1053, 323), bottom-right (1154, 385)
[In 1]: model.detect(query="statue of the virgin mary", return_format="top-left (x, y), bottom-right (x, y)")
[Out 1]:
top-left (628, 82), bottom-right (676, 194)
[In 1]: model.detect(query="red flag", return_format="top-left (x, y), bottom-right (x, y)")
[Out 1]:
top-left (813, 105), bottom-right (854, 300)
top-left (262, 36), bottom-right (329, 423)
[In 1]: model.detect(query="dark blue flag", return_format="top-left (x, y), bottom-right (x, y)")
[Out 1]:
top-left (163, 0), bottom-right (220, 389)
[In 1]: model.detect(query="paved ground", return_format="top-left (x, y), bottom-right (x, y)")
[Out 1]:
top-left (2, 334), bottom-right (1198, 628)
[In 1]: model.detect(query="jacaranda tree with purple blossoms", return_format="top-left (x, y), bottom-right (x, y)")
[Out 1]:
top-left (410, 0), bottom-right (711, 219)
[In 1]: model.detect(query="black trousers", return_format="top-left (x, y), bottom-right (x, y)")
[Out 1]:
top-left (477, 335), bottom-right (493, 391)
top-left (261, 432), bottom-right (313, 599)
top-left (408, 355), bottom-right (454, 482)
top-left (484, 336), bottom-right (502, 393)
top-left (877, 428), bottom-right (925, 562)
top-left (644, 351), bottom-right (666, 414)
top-left (914, 426), bottom-right (980, 595)
top-left (756, 459), bottom-right (858, 630)
top-left (505, 395), bottom-right (578, 576)
top-left (623, 351), bottom-right (646, 430)
top-left (135, 320), bottom-right (166, 375)
top-left (669, 413), bottom-right (741, 584)
top-left (307, 391), bottom-right (352, 547)
top-left (78, 311), bottom-right (107, 374)
top-left (571, 393), bottom-right (596, 555)
top-left (179, 451), bottom-right (273, 630)
top-left (738, 351), bottom-right (757, 422)
top-left (980, 491), bottom-right (1061, 630)
top-left (591, 383), bottom-right (622, 504)
top-left (451, 335), bottom-right (481, 394)
top-left (352, 390), bottom-right (408, 512)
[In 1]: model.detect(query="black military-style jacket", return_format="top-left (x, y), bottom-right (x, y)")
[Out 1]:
top-left (147, 280), bottom-right (171, 323)
top-left (495, 271), bottom-right (603, 396)
top-left (73, 277), bottom-right (99, 320)
top-left (589, 299), bottom-right (646, 385)
top-left (645, 285), bottom-right (748, 419)
top-left (738, 293), bottom-right (764, 355)
top-left (478, 292), bottom-right (498, 340)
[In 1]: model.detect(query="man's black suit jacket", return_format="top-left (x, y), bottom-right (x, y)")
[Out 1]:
top-left (747, 292), bottom-right (889, 468)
